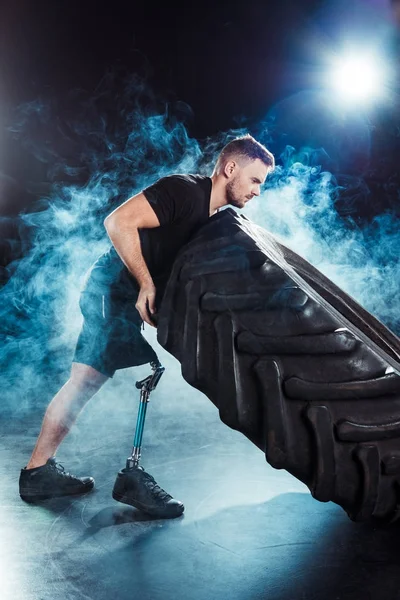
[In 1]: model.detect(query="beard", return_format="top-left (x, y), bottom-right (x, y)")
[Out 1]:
top-left (226, 177), bottom-right (244, 208)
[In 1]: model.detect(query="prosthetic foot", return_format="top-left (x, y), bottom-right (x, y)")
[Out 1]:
top-left (112, 360), bottom-right (184, 518)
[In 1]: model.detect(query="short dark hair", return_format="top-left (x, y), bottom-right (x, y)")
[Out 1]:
top-left (214, 134), bottom-right (275, 173)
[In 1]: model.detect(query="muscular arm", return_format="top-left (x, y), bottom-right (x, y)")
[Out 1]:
top-left (104, 191), bottom-right (161, 326)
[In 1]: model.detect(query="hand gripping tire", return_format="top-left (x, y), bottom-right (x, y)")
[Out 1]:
top-left (156, 208), bottom-right (400, 524)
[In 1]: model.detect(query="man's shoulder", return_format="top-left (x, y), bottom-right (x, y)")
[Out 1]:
top-left (157, 173), bottom-right (208, 188)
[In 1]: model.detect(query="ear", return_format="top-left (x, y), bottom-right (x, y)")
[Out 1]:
top-left (223, 160), bottom-right (237, 178)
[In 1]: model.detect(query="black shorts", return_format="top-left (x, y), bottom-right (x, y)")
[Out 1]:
top-left (73, 278), bottom-right (159, 379)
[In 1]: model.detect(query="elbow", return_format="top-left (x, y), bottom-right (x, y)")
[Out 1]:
top-left (104, 213), bottom-right (117, 236)
top-left (104, 212), bottom-right (139, 238)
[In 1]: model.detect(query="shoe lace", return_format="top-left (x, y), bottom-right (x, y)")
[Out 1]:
top-left (141, 471), bottom-right (172, 501)
top-left (48, 460), bottom-right (75, 480)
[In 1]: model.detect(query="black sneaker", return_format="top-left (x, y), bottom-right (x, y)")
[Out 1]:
top-left (19, 457), bottom-right (95, 502)
top-left (112, 465), bottom-right (184, 519)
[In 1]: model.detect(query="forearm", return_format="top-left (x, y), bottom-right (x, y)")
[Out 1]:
top-left (105, 219), bottom-right (153, 288)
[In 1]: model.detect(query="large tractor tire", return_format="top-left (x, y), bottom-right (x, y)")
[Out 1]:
top-left (157, 208), bottom-right (400, 523)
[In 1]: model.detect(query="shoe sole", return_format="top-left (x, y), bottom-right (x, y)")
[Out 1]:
top-left (112, 490), bottom-right (184, 519)
top-left (20, 484), bottom-right (94, 503)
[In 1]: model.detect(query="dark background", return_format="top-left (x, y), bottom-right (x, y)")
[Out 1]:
top-left (1, 0), bottom-right (322, 139)
top-left (1, 0), bottom-right (399, 270)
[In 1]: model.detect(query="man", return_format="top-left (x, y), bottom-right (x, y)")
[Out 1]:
top-left (19, 134), bottom-right (274, 518)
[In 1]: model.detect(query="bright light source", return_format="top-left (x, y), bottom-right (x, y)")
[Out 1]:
top-left (331, 55), bottom-right (385, 103)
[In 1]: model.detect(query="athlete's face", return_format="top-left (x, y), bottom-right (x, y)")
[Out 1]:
top-left (225, 158), bottom-right (270, 209)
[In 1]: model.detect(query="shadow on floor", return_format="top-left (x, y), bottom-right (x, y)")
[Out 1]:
top-left (21, 490), bottom-right (400, 600)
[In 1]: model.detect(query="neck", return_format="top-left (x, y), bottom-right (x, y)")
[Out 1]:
top-left (209, 173), bottom-right (228, 216)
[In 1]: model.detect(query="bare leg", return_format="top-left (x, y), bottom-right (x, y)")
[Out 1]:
top-left (26, 362), bottom-right (109, 469)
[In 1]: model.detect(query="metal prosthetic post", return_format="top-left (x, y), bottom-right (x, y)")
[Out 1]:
top-left (126, 360), bottom-right (165, 469)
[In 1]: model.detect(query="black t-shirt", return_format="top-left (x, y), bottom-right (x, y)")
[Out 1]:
top-left (140, 173), bottom-right (211, 281)
top-left (84, 174), bottom-right (212, 298)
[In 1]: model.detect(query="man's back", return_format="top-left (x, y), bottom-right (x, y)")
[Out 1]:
top-left (87, 174), bottom-right (212, 300)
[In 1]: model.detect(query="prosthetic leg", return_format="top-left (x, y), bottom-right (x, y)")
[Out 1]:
top-left (112, 358), bottom-right (185, 517)
top-left (126, 359), bottom-right (165, 469)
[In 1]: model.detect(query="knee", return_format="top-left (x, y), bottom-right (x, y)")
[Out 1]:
top-left (69, 363), bottom-right (108, 394)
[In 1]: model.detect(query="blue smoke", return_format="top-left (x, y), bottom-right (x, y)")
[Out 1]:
top-left (1, 72), bottom-right (400, 417)
top-left (246, 143), bottom-right (400, 337)
top-left (0, 75), bottom-right (202, 415)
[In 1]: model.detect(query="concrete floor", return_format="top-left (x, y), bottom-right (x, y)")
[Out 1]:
top-left (2, 338), bottom-right (400, 600)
